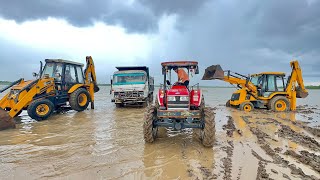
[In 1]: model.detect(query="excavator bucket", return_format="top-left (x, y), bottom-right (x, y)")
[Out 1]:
top-left (0, 108), bottom-right (15, 130)
top-left (202, 65), bottom-right (224, 80)
top-left (296, 86), bottom-right (309, 98)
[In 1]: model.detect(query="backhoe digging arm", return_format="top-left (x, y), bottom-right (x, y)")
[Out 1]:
top-left (84, 56), bottom-right (100, 109)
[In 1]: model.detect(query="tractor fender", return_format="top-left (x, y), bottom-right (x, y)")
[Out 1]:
top-left (68, 84), bottom-right (87, 94)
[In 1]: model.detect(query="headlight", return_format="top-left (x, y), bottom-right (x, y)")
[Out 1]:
top-left (168, 96), bottom-right (176, 101)
top-left (180, 96), bottom-right (189, 101)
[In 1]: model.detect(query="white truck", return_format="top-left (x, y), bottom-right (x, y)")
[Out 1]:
top-left (110, 66), bottom-right (154, 107)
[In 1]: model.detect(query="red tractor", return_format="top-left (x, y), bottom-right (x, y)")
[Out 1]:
top-left (143, 61), bottom-right (215, 147)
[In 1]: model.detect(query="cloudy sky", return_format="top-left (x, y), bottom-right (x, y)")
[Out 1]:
top-left (0, 0), bottom-right (319, 86)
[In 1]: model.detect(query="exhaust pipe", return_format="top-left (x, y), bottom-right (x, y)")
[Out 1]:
top-left (0, 108), bottom-right (15, 130)
top-left (202, 65), bottom-right (225, 80)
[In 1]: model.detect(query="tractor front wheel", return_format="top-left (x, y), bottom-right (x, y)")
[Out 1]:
top-left (69, 88), bottom-right (90, 112)
top-left (143, 105), bottom-right (158, 143)
top-left (201, 107), bottom-right (215, 147)
top-left (239, 102), bottom-right (254, 112)
top-left (27, 99), bottom-right (54, 120)
top-left (268, 96), bottom-right (290, 112)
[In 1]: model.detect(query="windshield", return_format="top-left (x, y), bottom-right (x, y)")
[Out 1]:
top-left (41, 62), bottom-right (63, 81)
top-left (113, 73), bottom-right (146, 85)
top-left (250, 75), bottom-right (263, 86)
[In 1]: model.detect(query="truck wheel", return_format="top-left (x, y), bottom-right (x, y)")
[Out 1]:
top-left (268, 96), bottom-right (290, 112)
top-left (143, 105), bottom-right (158, 143)
top-left (116, 103), bottom-right (123, 108)
top-left (226, 100), bottom-right (231, 107)
top-left (201, 107), bottom-right (215, 147)
top-left (69, 88), bottom-right (90, 112)
top-left (27, 99), bottom-right (54, 120)
top-left (239, 102), bottom-right (254, 112)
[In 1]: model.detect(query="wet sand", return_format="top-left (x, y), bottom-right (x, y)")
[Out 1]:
top-left (0, 87), bottom-right (319, 179)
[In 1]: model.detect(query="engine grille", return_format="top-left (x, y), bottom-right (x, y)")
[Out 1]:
top-left (167, 96), bottom-right (189, 109)
top-left (114, 91), bottom-right (144, 98)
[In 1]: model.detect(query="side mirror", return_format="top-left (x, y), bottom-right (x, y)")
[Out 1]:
top-left (195, 67), bottom-right (199, 74)
top-left (32, 72), bottom-right (38, 77)
top-left (166, 80), bottom-right (171, 85)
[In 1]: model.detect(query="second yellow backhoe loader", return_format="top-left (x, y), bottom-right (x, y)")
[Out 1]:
top-left (202, 60), bottom-right (308, 112)
top-left (0, 56), bottom-right (99, 130)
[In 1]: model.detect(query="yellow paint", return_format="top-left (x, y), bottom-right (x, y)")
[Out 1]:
top-left (78, 93), bottom-right (88, 106)
top-left (68, 84), bottom-right (86, 94)
top-left (275, 99), bottom-right (287, 111)
top-left (216, 60), bottom-right (308, 112)
top-left (0, 56), bottom-right (99, 120)
top-left (36, 104), bottom-right (50, 116)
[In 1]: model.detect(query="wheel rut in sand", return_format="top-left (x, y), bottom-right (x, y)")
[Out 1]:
top-left (241, 115), bottom-right (319, 180)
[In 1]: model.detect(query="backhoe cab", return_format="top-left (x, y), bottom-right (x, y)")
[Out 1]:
top-left (0, 56), bottom-right (99, 130)
top-left (202, 60), bottom-right (308, 112)
top-left (143, 61), bottom-right (215, 147)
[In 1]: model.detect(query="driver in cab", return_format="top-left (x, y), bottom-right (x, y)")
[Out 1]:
top-left (173, 66), bottom-right (189, 87)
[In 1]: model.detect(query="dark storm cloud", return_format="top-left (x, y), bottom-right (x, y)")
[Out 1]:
top-left (0, 0), bottom-right (157, 32)
top-left (0, 0), bottom-right (319, 84)
top-left (0, 0), bottom-right (209, 32)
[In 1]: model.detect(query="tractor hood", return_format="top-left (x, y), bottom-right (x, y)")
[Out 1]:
top-left (167, 85), bottom-right (189, 96)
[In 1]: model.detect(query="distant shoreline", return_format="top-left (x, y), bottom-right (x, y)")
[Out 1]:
top-left (0, 81), bottom-right (319, 89)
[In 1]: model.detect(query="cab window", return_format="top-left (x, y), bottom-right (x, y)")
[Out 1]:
top-left (42, 62), bottom-right (63, 81)
top-left (266, 75), bottom-right (276, 92)
top-left (65, 65), bottom-right (77, 83)
top-left (276, 76), bottom-right (285, 91)
top-left (76, 66), bottom-right (84, 83)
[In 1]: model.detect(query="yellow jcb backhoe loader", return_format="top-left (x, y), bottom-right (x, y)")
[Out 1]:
top-left (0, 56), bottom-right (99, 130)
top-left (202, 60), bottom-right (308, 112)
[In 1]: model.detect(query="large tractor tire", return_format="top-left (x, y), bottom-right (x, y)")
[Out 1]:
top-left (143, 105), bottom-right (158, 143)
top-left (27, 99), bottom-right (54, 120)
top-left (268, 96), bottom-right (290, 112)
top-left (201, 107), bottom-right (215, 147)
top-left (239, 102), bottom-right (254, 112)
top-left (69, 88), bottom-right (90, 112)
top-left (0, 108), bottom-right (15, 130)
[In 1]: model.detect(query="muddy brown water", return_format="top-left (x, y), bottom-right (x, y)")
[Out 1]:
top-left (0, 86), bottom-right (319, 179)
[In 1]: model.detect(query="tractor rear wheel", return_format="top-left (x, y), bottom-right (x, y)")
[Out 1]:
top-left (143, 105), bottom-right (158, 143)
top-left (201, 107), bottom-right (215, 147)
top-left (239, 102), bottom-right (254, 112)
top-left (27, 99), bottom-right (54, 120)
top-left (69, 88), bottom-right (90, 112)
top-left (268, 96), bottom-right (290, 112)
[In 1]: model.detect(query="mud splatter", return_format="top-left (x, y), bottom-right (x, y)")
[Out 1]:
top-left (278, 125), bottom-right (320, 151)
top-left (284, 150), bottom-right (320, 173)
top-left (221, 141), bottom-right (233, 180)
top-left (223, 116), bottom-right (236, 137)
top-left (256, 161), bottom-right (270, 180)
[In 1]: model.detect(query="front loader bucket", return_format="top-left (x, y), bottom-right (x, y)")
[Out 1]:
top-left (0, 108), bottom-right (15, 130)
top-left (296, 86), bottom-right (309, 98)
top-left (202, 65), bottom-right (224, 80)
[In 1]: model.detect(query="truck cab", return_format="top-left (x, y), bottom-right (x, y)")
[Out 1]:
top-left (111, 66), bottom-right (154, 107)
